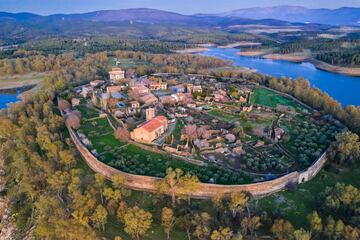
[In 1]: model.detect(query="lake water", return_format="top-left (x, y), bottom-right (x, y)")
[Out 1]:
top-left (0, 90), bottom-right (20, 109)
top-left (200, 48), bottom-right (360, 106)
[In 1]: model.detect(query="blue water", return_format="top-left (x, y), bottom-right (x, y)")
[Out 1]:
top-left (0, 91), bottom-right (20, 109)
top-left (200, 48), bottom-right (360, 106)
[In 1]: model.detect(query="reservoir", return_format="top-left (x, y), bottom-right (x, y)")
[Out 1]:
top-left (200, 48), bottom-right (360, 106)
top-left (0, 89), bottom-right (20, 109)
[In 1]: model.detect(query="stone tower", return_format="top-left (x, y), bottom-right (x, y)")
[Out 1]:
top-left (146, 108), bottom-right (155, 121)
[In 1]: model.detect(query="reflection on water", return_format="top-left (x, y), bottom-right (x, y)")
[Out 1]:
top-left (200, 48), bottom-right (360, 106)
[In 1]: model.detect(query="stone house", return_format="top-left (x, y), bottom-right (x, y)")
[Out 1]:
top-left (90, 80), bottom-right (105, 87)
top-left (171, 84), bottom-right (185, 93)
top-left (71, 98), bottom-right (80, 107)
top-left (130, 85), bottom-right (150, 95)
top-left (160, 96), bottom-right (177, 105)
top-left (130, 116), bottom-right (168, 143)
top-left (106, 86), bottom-right (123, 94)
top-left (192, 85), bottom-right (203, 93)
top-left (139, 93), bottom-right (158, 105)
top-left (149, 81), bottom-right (167, 90)
top-left (127, 101), bottom-right (140, 115)
top-left (109, 68), bottom-right (125, 82)
top-left (239, 96), bottom-right (247, 103)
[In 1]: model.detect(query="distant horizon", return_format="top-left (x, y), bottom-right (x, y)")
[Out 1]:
top-left (1, 0), bottom-right (360, 15)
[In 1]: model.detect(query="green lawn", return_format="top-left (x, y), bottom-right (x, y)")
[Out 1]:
top-left (207, 109), bottom-right (239, 121)
top-left (172, 121), bottom-right (184, 140)
top-left (77, 104), bottom-right (100, 119)
top-left (250, 87), bottom-right (304, 110)
top-left (255, 162), bottom-right (360, 228)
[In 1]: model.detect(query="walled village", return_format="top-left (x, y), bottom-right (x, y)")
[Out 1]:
top-left (60, 60), bottom-right (345, 191)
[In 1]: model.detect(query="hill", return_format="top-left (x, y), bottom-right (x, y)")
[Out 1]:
top-left (216, 6), bottom-right (360, 26)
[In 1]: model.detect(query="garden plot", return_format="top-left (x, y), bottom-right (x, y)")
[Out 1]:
top-left (280, 114), bottom-right (342, 169)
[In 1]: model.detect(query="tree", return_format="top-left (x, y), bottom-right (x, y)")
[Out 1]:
top-left (294, 229), bottom-right (310, 240)
top-left (240, 112), bottom-right (248, 122)
top-left (158, 168), bottom-right (200, 207)
top-left (182, 124), bottom-right (198, 146)
top-left (15, 58), bottom-right (27, 74)
top-left (112, 174), bottom-right (125, 189)
top-left (116, 201), bottom-right (128, 223)
top-left (158, 168), bottom-right (183, 207)
top-left (329, 132), bottom-right (360, 165)
top-left (192, 212), bottom-right (212, 240)
top-left (210, 227), bottom-right (233, 240)
top-left (308, 211), bottom-right (322, 237)
top-left (91, 205), bottom-right (108, 231)
top-left (178, 172), bottom-right (200, 205)
top-left (271, 219), bottom-right (295, 240)
top-left (65, 112), bottom-right (81, 129)
top-left (103, 187), bottom-right (122, 202)
top-left (95, 173), bottom-right (106, 204)
top-left (59, 149), bottom-right (76, 168)
top-left (344, 225), bottom-right (359, 240)
top-left (115, 127), bottom-right (131, 141)
top-left (161, 207), bottom-right (176, 240)
top-left (178, 213), bottom-right (193, 240)
top-left (324, 216), bottom-right (335, 239)
top-left (240, 216), bottom-right (261, 237)
top-left (334, 220), bottom-right (345, 239)
top-left (213, 190), bottom-right (225, 209)
top-left (123, 206), bottom-right (152, 240)
top-left (59, 99), bottom-right (71, 112)
top-left (231, 233), bottom-right (243, 240)
top-left (229, 191), bottom-right (249, 217)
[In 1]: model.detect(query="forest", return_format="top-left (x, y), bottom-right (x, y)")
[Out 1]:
top-left (274, 38), bottom-right (360, 67)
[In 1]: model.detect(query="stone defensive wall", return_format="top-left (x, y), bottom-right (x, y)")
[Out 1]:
top-left (60, 92), bottom-right (330, 198)
top-left (68, 125), bottom-right (329, 198)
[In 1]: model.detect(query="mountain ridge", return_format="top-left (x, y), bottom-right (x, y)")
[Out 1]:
top-left (216, 5), bottom-right (360, 25)
top-left (1, 6), bottom-right (359, 26)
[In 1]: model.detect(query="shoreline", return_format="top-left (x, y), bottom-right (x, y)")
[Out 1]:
top-left (218, 41), bottom-right (262, 49)
top-left (307, 59), bottom-right (360, 77)
top-left (0, 72), bottom-right (46, 91)
top-left (238, 51), bottom-right (360, 77)
top-left (175, 47), bottom-right (209, 54)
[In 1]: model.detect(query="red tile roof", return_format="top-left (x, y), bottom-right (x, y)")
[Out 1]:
top-left (139, 116), bottom-right (167, 133)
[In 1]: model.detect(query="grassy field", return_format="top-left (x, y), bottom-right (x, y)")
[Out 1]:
top-left (0, 72), bottom-right (46, 89)
top-left (256, 162), bottom-right (360, 228)
top-left (250, 87), bottom-right (304, 110)
top-left (207, 109), bottom-right (239, 121)
top-left (77, 104), bottom-right (100, 119)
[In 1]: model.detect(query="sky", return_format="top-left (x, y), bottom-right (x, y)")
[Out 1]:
top-left (1, 0), bottom-right (360, 15)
